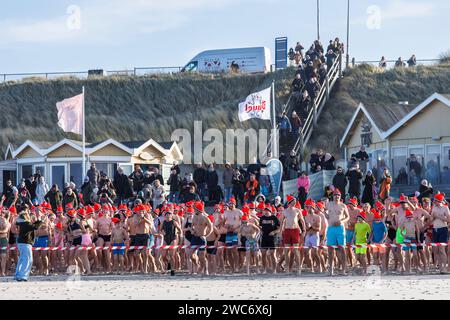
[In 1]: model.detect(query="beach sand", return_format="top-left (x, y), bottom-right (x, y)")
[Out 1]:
top-left (1, 271), bottom-right (449, 300)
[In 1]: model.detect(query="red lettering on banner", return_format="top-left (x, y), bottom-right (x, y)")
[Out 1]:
top-left (245, 100), bottom-right (266, 113)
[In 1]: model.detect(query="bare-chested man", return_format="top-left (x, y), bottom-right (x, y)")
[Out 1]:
top-left (345, 198), bottom-right (360, 267)
top-left (303, 199), bottom-right (322, 273)
top-left (410, 197), bottom-right (431, 272)
top-left (280, 195), bottom-right (306, 274)
top-left (96, 208), bottom-right (113, 273)
top-left (430, 194), bottom-right (450, 273)
top-left (126, 208), bottom-right (139, 272)
top-left (134, 205), bottom-right (156, 274)
top-left (33, 207), bottom-right (52, 275)
top-left (190, 201), bottom-right (213, 275)
top-left (223, 198), bottom-right (242, 273)
top-left (238, 215), bottom-right (260, 274)
top-left (400, 210), bottom-right (421, 274)
top-left (325, 189), bottom-right (349, 276)
top-left (111, 217), bottom-right (129, 273)
top-left (0, 209), bottom-right (11, 276)
top-left (212, 205), bottom-right (227, 273)
top-left (205, 215), bottom-right (220, 275)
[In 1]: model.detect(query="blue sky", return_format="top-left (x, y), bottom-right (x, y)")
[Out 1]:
top-left (0, 0), bottom-right (448, 73)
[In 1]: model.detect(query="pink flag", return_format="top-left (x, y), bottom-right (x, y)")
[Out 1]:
top-left (56, 93), bottom-right (83, 135)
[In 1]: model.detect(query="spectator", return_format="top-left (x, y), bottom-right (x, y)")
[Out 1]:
top-left (309, 149), bottom-right (324, 174)
top-left (193, 163), bottom-right (207, 201)
top-left (97, 184), bottom-right (115, 205)
top-left (287, 151), bottom-right (299, 179)
top-left (292, 74), bottom-right (304, 93)
top-left (17, 181), bottom-right (32, 207)
top-left (418, 179), bottom-right (433, 203)
top-left (129, 165), bottom-right (144, 193)
top-left (355, 146), bottom-right (369, 171)
top-left (361, 170), bottom-right (376, 207)
top-left (346, 164), bottom-right (363, 200)
top-left (246, 157), bottom-right (261, 180)
top-left (396, 168), bottom-right (409, 184)
top-left (86, 163), bottom-right (100, 187)
top-left (142, 171), bottom-right (155, 187)
top-left (35, 176), bottom-right (49, 205)
top-left (81, 177), bottom-right (94, 206)
top-left (223, 162), bottom-right (234, 203)
top-left (2, 179), bottom-right (18, 208)
top-left (295, 90), bottom-right (311, 121)
top-left (305, 77), bottom-right (320, 101)
top-left (179, 173), bottom-right (197, 203)
top-left (205, 164), bottom-right (220, 205)
top-left (297, 171), bottom-right (310, 206)
top-left (394, 57), bottom-right (406, 68)
top-left (167, 169), bottom-right (181, 203)
top-left (113, 167), bottom-right (133, 204)
top-left (325, 49), bottom-right (337, 70)
top-left (378, 168), bottom-right (392, 201)
top-left (278, 112), bottom-right (292, 148)
top-left (409, 155), bottom-right (422, 179)
top-left (180, 185), bottom-right (200, 203)
top-left (348, 154), bottom-right (359, 169)
top-left (232, 168), bottom-right (245, 206)
top-left (322, 153), bottom-right (336, 170)
top-left (62, 187), bottom-right (78, 209)
top-left (44, 184), bottom-right (62, 213)
top-left (171, 161), bottom-right (181, 175)
top-left (291, 111), bottom-right (302, 138)
top-left (25, 176), bottom-right (37, 202)
top-left (407, 54), bottom-right (417, 67)
top-left (379, 56), bottom-right (387, 68)
top-left (288, 48), bottom-right (296, 66)
top-left (244, 173), bottom-right (260, 202)
top-left (295, 42), bottom-right (304, 55)
top-left (151, 179), bottom-right (166, 208)
top-left (153, 168), bottom-right (164, 186)
top-left (332, 167), bottom-right (348, 202)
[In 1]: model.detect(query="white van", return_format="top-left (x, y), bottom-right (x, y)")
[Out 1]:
top-left (181, 47), bottom-right (272, 74)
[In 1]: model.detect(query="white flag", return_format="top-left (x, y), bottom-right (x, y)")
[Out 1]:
top-left (238, 86), bottom-right (271, 122)
top-left (56, 93), bottom-right (83, 135)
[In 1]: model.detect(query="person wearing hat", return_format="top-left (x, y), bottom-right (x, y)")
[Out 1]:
top-left (32, 207), bottom-right (52, 276)
top-left (399, 210), bottom-right (420, 274)
top-left (205, 215), bottom-right (220, 275)
top-left (190, 201), bottom-right (213, 275)
top-left (237, 214), bottom-right (260, 274)
top-left (14, 206), bottom-right (44, 281)
top-left (351, 212), bottom-right (371, 275)
top-left (431, 193), bottom-right (450, 274)
top-left (111, 217), bottom-right (129, 274)
top-left (345, 198), bottom-right (360, 268)
top-left (259, 205), bottom-right (280, 274)
top-left (325, 189), bottom-right (349, 276)
top-left (370, 210), bottom-right (388, 274)
top-left (280, 194), bottom-right (306, 274)
top-left (303, 199), bottom-right (322, 273)
top-left (0, 208), bottom-right (11, 277)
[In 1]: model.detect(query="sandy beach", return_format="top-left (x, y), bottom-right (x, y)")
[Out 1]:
top-left (1, 271), bottom-right (449, 300)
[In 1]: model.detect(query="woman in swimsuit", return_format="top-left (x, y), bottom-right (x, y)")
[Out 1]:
top-left (383, 199), bottom-right (398, 273)
top-left (160, 211), bottom-right (181, 273)
top-left (182, 207), bottom-right (195, 273)
top-left (213, 205), bottom-right (227, 273)
top-left (78, 208), bottom-right (92, 275)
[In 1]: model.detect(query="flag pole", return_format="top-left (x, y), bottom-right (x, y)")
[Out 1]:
top-left (82, 86), bottom-right (86, 181)
top-left (271, 81), bottom-right (278, 159)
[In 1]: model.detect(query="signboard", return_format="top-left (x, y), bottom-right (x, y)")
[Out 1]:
top-left (275, 37), bottom-right (288, 70)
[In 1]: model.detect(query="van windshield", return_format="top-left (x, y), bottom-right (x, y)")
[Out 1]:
top-left (182, 61), bottom-right (198, 72)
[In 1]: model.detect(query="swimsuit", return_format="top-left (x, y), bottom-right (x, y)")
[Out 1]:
top-left (304, 233), bottom-right (319, 248)
top-left (225, 232), bottom-right (238, 247)
top-left (326, 225), bottom-right (346, 246)
top-left (190, 236), bottom-right (206, 252)
top-left (0, 238), bottom-right (8, 254)
top-left (245, 237), bottom-right (258, 252)
top-left (218, 234), bottom-right (226, 244)
top-left (162, 220), bottom-right (177, 245)
top-left (433, 227), bottom-right (448, 243)
top-left (81, 234), bottom-right (92, 246)
top-left (112, 242), bottom-right (125, 256)
top-left (206, 240), bottom-right (217, 255)
top-left (98, 234), bottom-right (111, 243)
top-left (34, 235), bottom-right (49, 248)
top-left (238, 236), bottom-right (247, 252)
top-left (184, 220), bottom-right (193, 243)
top-left (135, 234), bottom-right (150, 247)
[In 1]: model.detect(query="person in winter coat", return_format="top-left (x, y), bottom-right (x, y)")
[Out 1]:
top-left (44, 185), bottom-right (62, 212)
top-left (167, 169), bottom-right (181, 203)
top-left (86, 163), bottom-right (100, 187)
top-left (179, 173), bottom-right (197, 202)
top-left (297, 171), bottom-right (310, 206)
top-left (322, 153), bottom-right (336, 170)
top-left (418, 179), bottom-right (434, 203)
top-left (17, 182), bottom-right (32, 207)
top-left (35, 176), bottom-right (49, 205)
top-left (332, 167), bottom-right (348, 202)
top-left (193, 164), bottom-right (207, 201)
top-left (244, 174), bottom-right (260, 202)
top-left (81, 177), bottom-right (94, 206)
top-left (346, 165), bottom-right (363, 200)
top-left (222, 162), bottom-right (234, 203)
top-left (113, 167), bottom-right (133, 204)
top-left (129, 165), bottom-right (144, 193)
top-left (205, 164), bottom-right (219, 205)
top-left (151, 180), bottom-right (166, 208)
top-left (378, 168), bottom-right (392, 201)
top-left (62, 187), bottom-right (78, 209)
top-left (232, 168), bottom-right (245, 206)
top-left (361, 170), bottom-right (376, 206)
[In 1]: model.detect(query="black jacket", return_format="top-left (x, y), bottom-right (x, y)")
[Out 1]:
top-left (193, 168), bottom-right (207, 185)
top-left (346, 169), bottom-right (363, 195)
top-left (16, 218), bottom-right (43, 245)
top-left (206, 171), bottom-right (219, 189)
top-left (332, 172), bottom-right (347, 194)
top-left (167, 174), bottom-right (182, 192)
top-left (113, 173), bottom-right (133, 199)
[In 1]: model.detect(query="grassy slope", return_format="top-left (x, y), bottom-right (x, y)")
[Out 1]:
top-left (307, 63), bottom-right (450, 156)
top-left (0, 70), bottom-right (295, 155)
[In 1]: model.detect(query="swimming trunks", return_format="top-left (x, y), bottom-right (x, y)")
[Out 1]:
top-left (218, 234), bottom-right (226, 243)
top-left (206, 240), bottom-right (217, 255)
top-left (433, 227), bottom-right (448, 243)
top-left (260, 235), bottom-right (276, 250)
top-left (112, 242), bottom-right (125, 255)
top-left (326, 225), bottom-right (346, 246)
top-left (72, 236), bottom-right (82, 246)
top-left (190, 236), bottom-right (206, 252)
top-left (135, 234), bottom-right (150, 247)
top-left (0, 238), bottom-right (8, 254)
top-left (245, 237), bottom-right (258, 252)
top-left (304, 234), bottom-right (319, 248)
top-left (282, 228), bottom-right (300, 245)
top-left (345, 229), bottom-right (355, 244)
top-left (81, 234), bottom-right (92, 246)
top-left (225, 232), bottom-right (238, 247)
top-left (238, 236), bottom-right (247, 252)
top-left (98, 234), bottom-right (111, 243)
top-left (33, 235), bottom-right (49, 248)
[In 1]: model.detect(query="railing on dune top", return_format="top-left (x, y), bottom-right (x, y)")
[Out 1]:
top-left (291, 52), bottom-right (343, 158)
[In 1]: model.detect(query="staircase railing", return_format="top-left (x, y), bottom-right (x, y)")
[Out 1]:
top-left (291, 53), bottom-right (342, 157)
